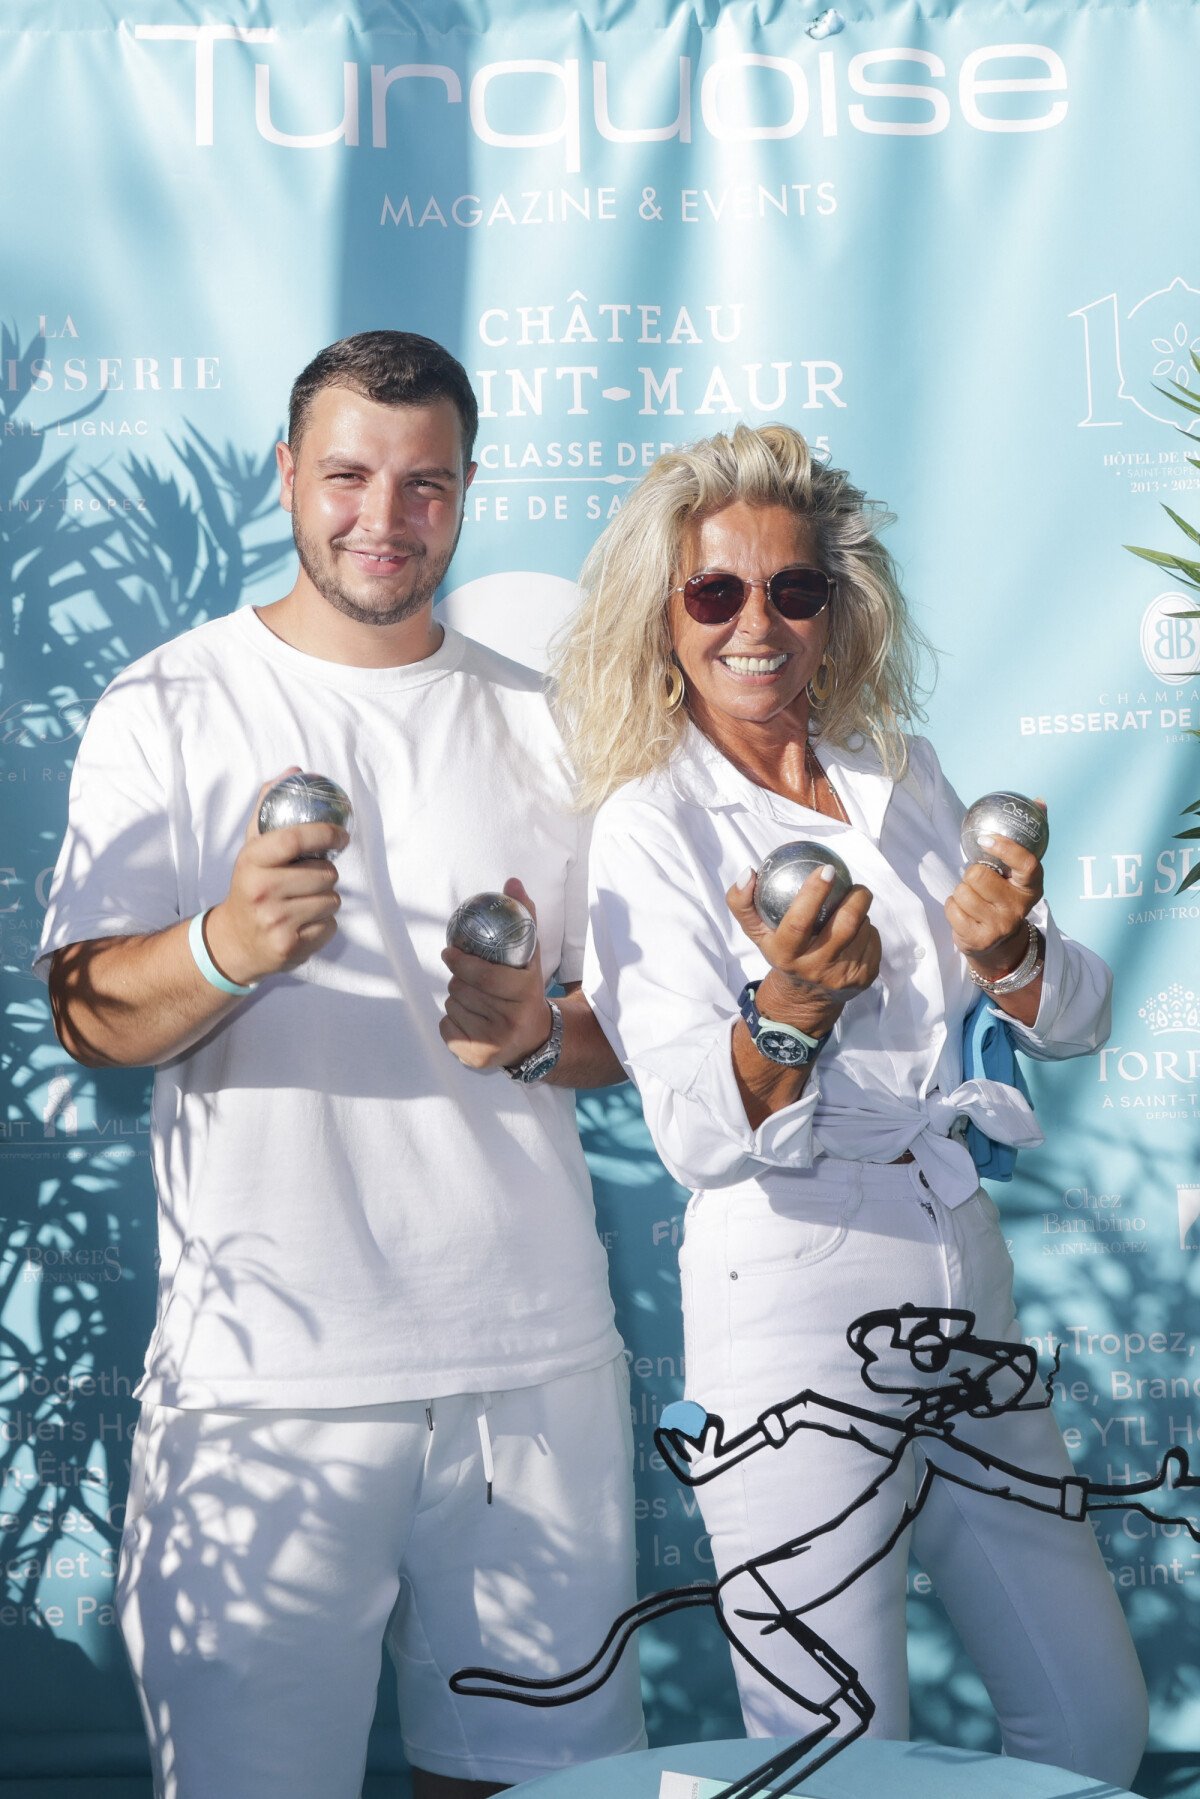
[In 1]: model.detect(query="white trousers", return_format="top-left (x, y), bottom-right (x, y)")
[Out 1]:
top-left (680, 1158), bottom-right (1148, 1787)
top-left (117, 1359), bottom-right (644, 1797)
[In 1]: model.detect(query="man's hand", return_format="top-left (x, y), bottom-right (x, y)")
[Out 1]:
top-left (48, 771), bottom-right (349, 1070)
top-left (440, 878), bottom-right (553, 1073)
top-left (203, 772), bottom-right (349, 987)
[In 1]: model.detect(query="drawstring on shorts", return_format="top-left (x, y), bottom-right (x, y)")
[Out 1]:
top-left (422, 1394), bottom-right (496, 1504)
top-left (476, 1396), bottom-right (495, 1505)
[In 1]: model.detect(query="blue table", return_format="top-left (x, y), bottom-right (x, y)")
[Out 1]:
top-left (510, 1737), bottom-right (1143, 1798)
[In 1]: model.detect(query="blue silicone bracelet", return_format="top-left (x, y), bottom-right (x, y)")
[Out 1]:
top-left (188, 910), bottom-right (258, 997)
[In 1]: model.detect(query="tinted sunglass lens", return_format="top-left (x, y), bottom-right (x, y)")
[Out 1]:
top-left (680, 567), bottom-right (830, 622)
top-left (684, 573), bottom-right (743, 622)
top-left (771, 569), bottom-right (830, 618)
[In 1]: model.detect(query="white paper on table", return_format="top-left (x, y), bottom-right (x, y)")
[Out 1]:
top-left (659, 1777), bottom-right (727, 1799)
top-left (659, 1773), bottom-right (812, 1799)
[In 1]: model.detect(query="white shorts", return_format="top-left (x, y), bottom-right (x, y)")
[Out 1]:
top-left (117, 1357), bottom-right (645, 1797)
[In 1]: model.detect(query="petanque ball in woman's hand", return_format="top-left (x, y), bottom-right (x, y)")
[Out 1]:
top-left (258, 773), bottom-right (353, 859)
top-left (754, 842), bottom-right (853, 930)
top-left (960, 792), bottom-right (1048, 876)
top-left (447, 892), bottom-right (538, 967)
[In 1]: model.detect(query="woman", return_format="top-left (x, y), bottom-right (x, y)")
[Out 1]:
top-left (555, 425), bottom-right (1147, 1783)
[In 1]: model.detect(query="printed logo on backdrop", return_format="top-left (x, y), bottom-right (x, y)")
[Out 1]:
top-left (1016, 586), bottom-right (1199, 753)
top-left (0, 868), bottom-right (62, 1006)
top-left (127, 29), bottom-right (1074, 540)
top-left (133, 25), bottom-right (1071, 175)
top-left (1095, 986), bottom-right (1200, 1119)
top-left (1041, 1183), bottom-right (1148, 1260)
top-left (1072, 276), bottom-right (1200, 499)
top-left (1030, 280), bottom-right (1200, 927)
top-left (1072, 276), bottom-right (1200, 432)
top-left (1033, 585), bottom-right (1200, 928)
top-left (0, 911), bottom-right (41, 980)
top-left (42, 1076), bottom-right (78, 1139)
top-left (1077, 834), bottom-right (1200, 925)
top-left (0, 1065), bottom-right (148, 1159)
top-left (7, 313), bottom-right (221, 426)
top-left (1179, 1185), bottom-right (1200, 1252)
top-left (1, 313), bottom-right (289, 846)
top-left (464, 293), bottom-right (842, 532)
top-left (1141, 591), bottom-right (1199, 686)
top-left (1, 311), bottom-right (232, 761)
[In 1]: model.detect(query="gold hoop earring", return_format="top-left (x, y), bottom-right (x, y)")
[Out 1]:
top-left (664, 663), bottom-right (686, 714)
top-left (808, 652), bottom-right (836, 706)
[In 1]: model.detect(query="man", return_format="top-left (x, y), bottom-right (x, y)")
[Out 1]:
top-left (38, 332), bottom-right (644, 1799)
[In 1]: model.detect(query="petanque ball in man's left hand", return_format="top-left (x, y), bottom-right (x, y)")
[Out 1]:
top-left (446, 892), bottom-right (538, 967)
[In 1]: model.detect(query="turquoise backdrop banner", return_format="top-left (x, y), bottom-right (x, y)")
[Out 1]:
top-left (1, 0), bottom-right (1198, 1776)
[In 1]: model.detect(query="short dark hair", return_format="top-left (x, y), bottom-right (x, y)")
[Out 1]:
top-left (288, 330), bottom-right (479, 463)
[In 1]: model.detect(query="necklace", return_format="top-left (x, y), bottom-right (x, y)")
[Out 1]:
top-left (805, 739), bottom-right (848, 823)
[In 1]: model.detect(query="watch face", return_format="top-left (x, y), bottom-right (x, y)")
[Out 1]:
top-left (516, 1048), bottom-right (558, 1083)
top-left (756, 1029), bottom-right (811, 1067)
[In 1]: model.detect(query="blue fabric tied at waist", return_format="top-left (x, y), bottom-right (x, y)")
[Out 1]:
top-left (960, 995), bottom-right (1033, 1181)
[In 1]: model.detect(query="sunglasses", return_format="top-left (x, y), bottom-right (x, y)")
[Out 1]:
top-left (672, 565), bottom-right (834, 625)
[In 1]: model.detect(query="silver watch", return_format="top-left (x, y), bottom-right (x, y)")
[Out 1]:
top-left (505, 1000), bottom-right (564, 1083)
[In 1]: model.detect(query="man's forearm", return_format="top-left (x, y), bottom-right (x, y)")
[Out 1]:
top-left (48, 926), bottom-right (242, 1068)
top-left (546, 987), bottom-right (627, 1090)
top-left (48, 814), bottom-right (346, 1068)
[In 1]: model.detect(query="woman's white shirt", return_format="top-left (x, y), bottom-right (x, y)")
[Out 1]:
top-left (583, 726), bottom-right (1111, 1207)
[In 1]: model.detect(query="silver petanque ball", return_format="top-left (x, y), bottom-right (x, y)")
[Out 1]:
top-left (257, 772), bottom-right (353, 859)
top-left (447, 892), bottom-right (538, 967)
top-left (960, 791), bottom-right (1049, 876)
top-left (754, 841), bottom-right (854, 931)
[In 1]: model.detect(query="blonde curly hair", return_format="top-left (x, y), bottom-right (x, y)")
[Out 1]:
top-left (553, 424), bottom-right (933, 810)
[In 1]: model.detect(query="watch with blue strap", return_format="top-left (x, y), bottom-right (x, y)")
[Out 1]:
top-left (738, 979), bottom-right (831, 1068)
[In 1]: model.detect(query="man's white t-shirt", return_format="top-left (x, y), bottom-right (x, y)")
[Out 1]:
top-left (37, 610), bottom-right (622, 1408)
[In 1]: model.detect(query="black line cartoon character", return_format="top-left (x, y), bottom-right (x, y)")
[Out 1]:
top-left (452, 1305), bottom-right (1200, 1799)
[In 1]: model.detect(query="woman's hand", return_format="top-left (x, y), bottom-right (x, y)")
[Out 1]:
top-left (946, 829), bottom-right (1044, 982)
top-left (727, 864), bottom-right (882, 1039)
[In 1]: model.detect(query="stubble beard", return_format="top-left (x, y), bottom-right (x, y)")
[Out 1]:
top-left (292, 513), bottom-right (462, 628)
